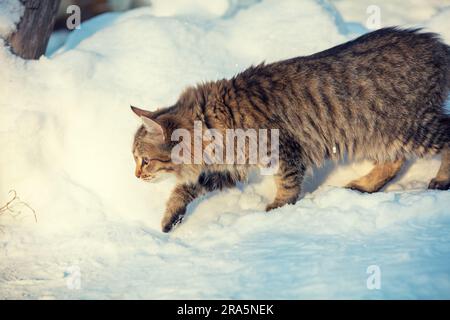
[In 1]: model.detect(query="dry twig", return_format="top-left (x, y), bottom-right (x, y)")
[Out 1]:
top-left (0, 190), bottom-right (37, 223)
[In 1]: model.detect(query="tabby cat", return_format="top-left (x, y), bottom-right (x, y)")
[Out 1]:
top-left (131, 28), bottom-right (450, 232)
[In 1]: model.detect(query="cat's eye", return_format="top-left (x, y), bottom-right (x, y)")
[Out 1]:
top-left (142, 157), bottom-right (149, 166)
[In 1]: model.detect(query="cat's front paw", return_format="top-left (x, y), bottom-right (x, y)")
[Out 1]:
top-left (265, 200), bottom-right (286, 212)
top-left (428, 178), bottom-right (450, 190)
top-left (161, 215), bottom-right (182, 233)
top-left (161, 207), bottom-right (186, 233)
top-left (265, 197), bottom-right (297, 212)
top-left (161, 220), bottom-right (177, 233)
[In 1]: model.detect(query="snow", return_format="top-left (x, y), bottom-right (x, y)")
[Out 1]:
top-left (1, 0), bottom-right (450, 299)
top-left (333, 0), bottom-right (450, 28)
top-left (148, 0), bottom-right (230, 17)
top-left (0, 0), bottom-right (24, 38)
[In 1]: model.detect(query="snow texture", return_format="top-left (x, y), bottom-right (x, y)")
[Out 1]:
top-left (0, 0), bottom-right (450, 299)
top-left (0, 0), bottom-right (24, 38)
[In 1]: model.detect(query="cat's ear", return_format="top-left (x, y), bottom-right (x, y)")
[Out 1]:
top-left (141, 116), bottom-right (165, 142)
top-left (130, 105), bottom-right (154, 118)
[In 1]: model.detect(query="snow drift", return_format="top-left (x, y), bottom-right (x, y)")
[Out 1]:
top-left (0, 0), bottom-right (450, 299)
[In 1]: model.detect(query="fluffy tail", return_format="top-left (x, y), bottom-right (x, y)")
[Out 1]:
top-left (447, 44), bottom-right (450, 90)
top-left (443, 116), bottom-right (450, 145)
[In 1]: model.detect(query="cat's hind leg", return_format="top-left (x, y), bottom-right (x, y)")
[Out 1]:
top-left (429, 145), bottom-right (450, 190)
top-left (345, 159), bottom-right (404, 193)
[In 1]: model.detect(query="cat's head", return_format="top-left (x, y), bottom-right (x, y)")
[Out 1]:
top-left (131, 106), bottom-right (179, 183)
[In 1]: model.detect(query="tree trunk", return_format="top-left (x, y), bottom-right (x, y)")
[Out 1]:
top-left (7, 0), bottom-right (61, 60)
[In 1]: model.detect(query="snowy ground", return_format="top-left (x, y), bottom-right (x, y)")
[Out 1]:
top-left (1, 0), bottom-right (450, 299)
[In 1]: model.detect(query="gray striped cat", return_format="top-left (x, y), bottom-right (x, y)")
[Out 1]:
top-left (132, 28), bottom-right (450, 232)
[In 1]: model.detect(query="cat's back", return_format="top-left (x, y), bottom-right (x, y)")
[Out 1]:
top-left (235, 28), bottom-right (449, 100)
top-left (226, 28), bottom-right (450, 164)
top-left (275, 27), bottom-right (450, 111)
top-left (301, 27), bottom-right (449, 65)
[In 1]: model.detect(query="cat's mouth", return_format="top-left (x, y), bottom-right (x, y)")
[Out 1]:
top-left (141, 172), bottom-right (173, 183)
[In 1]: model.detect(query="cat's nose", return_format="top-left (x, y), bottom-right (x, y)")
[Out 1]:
top-left (135, 168), bottom-right (142, 178)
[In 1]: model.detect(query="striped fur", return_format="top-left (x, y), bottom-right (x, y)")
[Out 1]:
top-left (132, 28), bottom-right (450, 232)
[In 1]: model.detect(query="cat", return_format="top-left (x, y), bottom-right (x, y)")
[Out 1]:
top-left (131, 27), bottom-right (450, 233)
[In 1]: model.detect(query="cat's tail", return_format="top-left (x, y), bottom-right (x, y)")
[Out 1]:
top-left (447, 44), bottom-right (450, 90)
top-left (442, 116), bottom-right (450, 145)
top-left (447, 45), bottom-right (450, 90)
